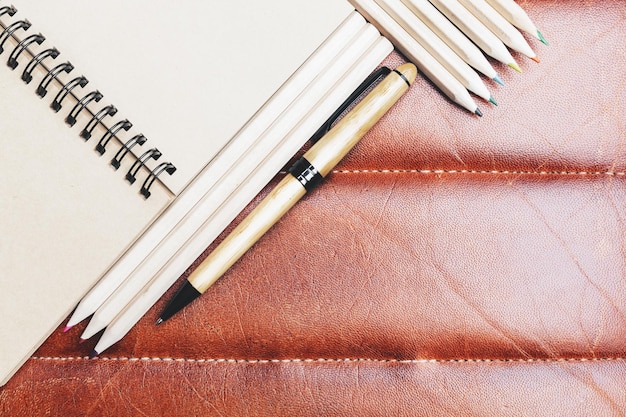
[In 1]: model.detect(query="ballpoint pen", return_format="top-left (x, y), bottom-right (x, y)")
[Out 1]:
top-left (157, 63), bottom-right (417, 324)
top-left (88, 38), bottom-right (394, 357)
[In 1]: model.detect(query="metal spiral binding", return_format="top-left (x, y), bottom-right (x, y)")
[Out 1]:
top-left (51, 75), bottom-right (88, 112)
top-left (66, 90), bottom-right (102, 126)
top-left (36, 61), bottom-right (73, 97)
top-left (21, 46), bottom-right (58, 83)
top-left (141, 162), bottom-right (176, 199)
top-left (7, 32), bottom-right (44, 69)
top-left (0, 18), bottom-right (29, 53)
top-left (111, 134), bottom-right (147, 169)
top-left (80, 105), bottom-right (117, 140)
top-left (126, 149), bottom-right (162, 185)
top-left (0, 5), bottom-right (16, 18)
top-left (96, 119), bottom-right (132, 155)
top-left (0, 5), bottom-right (176, 199)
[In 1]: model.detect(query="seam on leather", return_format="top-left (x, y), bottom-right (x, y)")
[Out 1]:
top-left (30, 356), bottom-right (626, 364)
top-left (331, 169), bottom-right (626, 176)
top-left (276, 169), bottom-right (626, 176)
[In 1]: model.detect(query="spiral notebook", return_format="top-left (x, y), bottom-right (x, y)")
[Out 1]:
top-left (0, 0), bottom-right (354, 385)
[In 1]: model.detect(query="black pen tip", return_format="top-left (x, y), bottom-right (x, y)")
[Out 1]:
top-left (156, 318), bottom-right (163, 326)
top-left (158, 280), bottom-right (202, 323)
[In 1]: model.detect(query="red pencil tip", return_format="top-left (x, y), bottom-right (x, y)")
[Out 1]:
top-left (63, 325), bottom-right (73, 333)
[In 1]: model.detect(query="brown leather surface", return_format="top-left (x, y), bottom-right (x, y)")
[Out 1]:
top-left (2, 0), bottom-right (625, 415)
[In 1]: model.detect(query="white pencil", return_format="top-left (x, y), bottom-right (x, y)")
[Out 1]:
top-left (63, 11), bottom-right (368, 332)
top-left (91, 37), bottom-right (395, 356)
top-left (80, 24), bottom-right (387, 341)
top-left (457, 0), bottom-right (538, 61)
top-left (350, 0), bottom-right (482, 115)
top-left (376, 0), bottom-right (496, 104)
top-left (485, 0), bottom-right (548, 45)
top-left (429, 0), bottom-right (522, 72)
top-left (400, 0), bottom-right (503, 85)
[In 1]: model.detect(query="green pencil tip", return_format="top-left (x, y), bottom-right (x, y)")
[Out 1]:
top-left (489, 96), bottom-right (498, 106)
top-left (508, 62), bottom-right (523, 73)
top-left (475, 107), bottom-right (483, 117)
top-left (537, 30), bottom-right (549, 46)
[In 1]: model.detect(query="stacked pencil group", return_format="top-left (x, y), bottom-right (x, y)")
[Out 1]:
top-left (349, 0), bottom-right (547, 115)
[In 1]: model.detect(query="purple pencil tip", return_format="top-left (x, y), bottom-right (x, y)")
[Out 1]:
top-left (89, 350), bottom-right (99, 359)
top-left (63, 325), bottom-right (72, 333)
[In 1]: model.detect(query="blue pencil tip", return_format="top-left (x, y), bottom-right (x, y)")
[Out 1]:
top-left (493, 75), bottom-right (505, 86)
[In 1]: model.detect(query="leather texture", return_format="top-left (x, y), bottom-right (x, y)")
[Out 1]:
top-left (2, 0), bottom-right (625, 415)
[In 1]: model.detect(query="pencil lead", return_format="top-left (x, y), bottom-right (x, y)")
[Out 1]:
top-left (475, 107), bottom-right (483, 117)
top-left (63, 325), bottom-right (73, 333)
top-left (537, 30), bottom-right (549, 46)
top-left (489, 96), bottom-right (498, 106)
top-left (156, 318), bottom-right (163, 326)
top-left (508, 62), bottom-right (523, 73)
top-left (531, 56), bottom-right (540, 64)
top-left (492, 75), bottom-right (505, 86)
top-left (89, 350), bottom-right (99, 359)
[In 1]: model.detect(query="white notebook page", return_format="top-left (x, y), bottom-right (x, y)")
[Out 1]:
top-left (15, 0), bottom-right (353, 194)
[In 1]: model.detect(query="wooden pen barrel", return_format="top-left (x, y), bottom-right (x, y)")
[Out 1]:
top-left (303, 62), bottom-right (417, 177)
top-left (187, 63), bottom-right (417, 294)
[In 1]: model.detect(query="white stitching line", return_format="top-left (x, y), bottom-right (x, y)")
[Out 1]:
top-left (331, 169), bottom-right (626, 176)
top-left (277, 169), bottom-right (626, 176)
top-left (30, 357), bottom-right (626, 364)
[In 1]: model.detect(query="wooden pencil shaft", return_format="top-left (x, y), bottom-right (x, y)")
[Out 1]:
top-left (375, 0), bottom-right (491, 100)
top-left (350, 0), bottom-right (478, 113)
top-left (484, 0), bottom-right (540, 37)
top-left (457, 0), bottom-right (535, 58)
top-left (188, 64), bottom-right (415, 294)
top-left (429, 0), bottom-right (515, 65)
top-left (400, 0), bottom-right (497, 79)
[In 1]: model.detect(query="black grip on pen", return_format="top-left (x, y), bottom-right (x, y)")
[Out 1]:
top-left (288, 156), bottom-right (323, 193)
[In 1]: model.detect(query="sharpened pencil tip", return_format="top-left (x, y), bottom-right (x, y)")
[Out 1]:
top-left (475, 108), bottom-right (483, 117)
top-left (63, 325), bottom-right (73, 333)
top-left (492, 75), bottom-right (505, 86)
top-left (156, 318), bottom-right (163, 326)
top-left (489, 96), bottom-right (498, 106)
top-left (508, 62), bottom-right (523, 74)
top-left (89, 350), bottom-right (99, 359)
top-left (531, 56), bottom-right (540, 64)
top-left (537, 30), bottom-right (549, 46)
